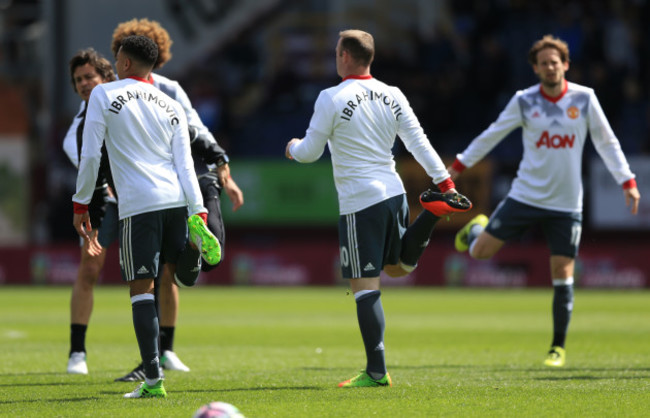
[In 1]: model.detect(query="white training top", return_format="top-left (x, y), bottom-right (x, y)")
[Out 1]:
top-left (151, 73), bottom-right (214, 143)
top-left (456, 81), bottom-right (635, 212)
top-left (289, 76), bottom-right (449, 215)
top-left (73, 77), bottom-right (205, 219)
top-left (62, 101), bottom-right (85, 168)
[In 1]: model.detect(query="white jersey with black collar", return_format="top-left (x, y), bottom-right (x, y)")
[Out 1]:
top-left (73, 77), bottom-right (205, 219)
top-left (290, 76), bottom-right (449, 215)
top-left (62, 101), bottom-right (85, 168)
top-left (456, 81), bottom-right (635, 212)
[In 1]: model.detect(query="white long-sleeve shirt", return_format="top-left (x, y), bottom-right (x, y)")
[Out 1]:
top-left (456, 81), bottom-right (635, 212)
top-left (62, 101), bottom-right (85, 168)
top-left (72, 77), bottom-right (205, 219)
top-left (290, 75), bottom-right (449, 215)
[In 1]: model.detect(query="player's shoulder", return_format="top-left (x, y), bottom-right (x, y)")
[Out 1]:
top-left (514, 84), bottom-right (540, 98)
top-left (96, 78), bottom-right (131, 94)
top-left (566, 81), bottom-right (594, 95)
top-left (150, 72), bottom-right (180, 89)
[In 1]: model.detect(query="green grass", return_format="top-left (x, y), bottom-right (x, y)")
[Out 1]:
top-left (1, 286), bottom-right (650, 417)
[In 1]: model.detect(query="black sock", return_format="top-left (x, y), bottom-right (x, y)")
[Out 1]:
top-left (70, 323), bottom-right (87, 355)
top-left (551, 283), bottom-right (574, 348)
top-left (400, 210), bottom-right (440, 267)
top-left (356, 290), bottom-right (386, 380)
top-left (132, 298), bottom-right (160, 380)
top-left (159, 326), bottom-right (175, 353)
top-left (175, 243), bottom-right (202, 287)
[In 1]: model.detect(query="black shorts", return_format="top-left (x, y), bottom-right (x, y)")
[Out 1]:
top-left (77, 202), bottom-right (119, 249)
top-left (486, 197), bottom-right (582, 258)
top-left (118, 206), bottom-right (188, 282)
top-left (338, 194), bottom-right (409, 279)
top-left (97, 203), bottom-right (119, 248)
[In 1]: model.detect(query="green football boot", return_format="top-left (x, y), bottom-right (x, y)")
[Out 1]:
top-left (188, 214), bottom-right (221, 265)
top-left (544, 346), bottom-right (566, 367)
top-left (123, 380), bottom-right (167, 398)
top-left (338, 370), bottom-right (392, 388)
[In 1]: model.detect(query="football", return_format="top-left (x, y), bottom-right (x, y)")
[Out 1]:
top-left (193, 401), bottom-right (245, 418)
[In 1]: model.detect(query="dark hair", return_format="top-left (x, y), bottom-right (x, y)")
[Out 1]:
top-left (339, 29), bottom-right (375, 67)
top-left (69, 48), bottom-right (116, 92)
top-left (528, 34), bottom-right (570, 66)
top-left (119, 35), bottom-right (159, 69)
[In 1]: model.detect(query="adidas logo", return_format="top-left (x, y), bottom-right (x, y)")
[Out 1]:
top-left (191, 266), bottom-right (200, 272)
top-left (374, 342), bottom-right (385, 351)
top-left (137, 266), bottom-right (149, 274)
top-left (363, 262), bottom-right (375, 271)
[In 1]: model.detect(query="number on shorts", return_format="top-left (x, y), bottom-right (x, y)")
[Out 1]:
top-left (570, 224), bottom-right (582, 247)
top-left (340, 246), bottom-right (349, 268)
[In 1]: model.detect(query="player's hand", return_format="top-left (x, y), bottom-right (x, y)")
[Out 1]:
top-left (106, 185), bottom-right (116, 199)
top-left (73, 212), bottom-right (92, 242)
top-left (624, 187), bottom-right (640, 215)
top-left (84, 229), bottom-right (103, 257)
top-left (446, 166), bottom-right (461, 182)
top-left (285, 138), bottom-right (301, 159)
top-left (224, 176), bottom-right (244, 212)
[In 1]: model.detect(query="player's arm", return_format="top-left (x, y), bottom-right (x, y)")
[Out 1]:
top-left (447, 93), bottom-right (523, 180)
top-left (223, 176), bottom-right (244, 211)
top-left (169, 80), bottom-right (236, 195)
top-left (393, 88), bottom-right (453, 191)
top-left (586, 90), bottom-right (640, 214)
top-left (170, 109), bottom-right (207, 216)
top-left (286, 91), bottom-right (333, 162)
top-left (167, 80), bottom-right (229, 165)
top-left (72, 89), bottom-right (107, 241)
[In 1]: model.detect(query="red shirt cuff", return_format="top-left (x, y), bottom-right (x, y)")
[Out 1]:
top-left (451, 158), bottom-right (466, 173)
top-left (198, 212), bottom-right (208, 224)
top-left (73, 202), bottom-right (88, 214)
top-left (623, 178), bottom-right (637, 190)
top-left (436, 178), bottom-right (455, 193)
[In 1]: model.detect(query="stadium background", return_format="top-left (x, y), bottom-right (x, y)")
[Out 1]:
top-left (0, 0), bottom-right (648, 287)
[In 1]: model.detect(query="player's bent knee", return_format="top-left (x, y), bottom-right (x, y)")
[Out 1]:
top-left (469, 241), bottom-right (499, 260)
top-left (383, 264), bottom-right (407, 278)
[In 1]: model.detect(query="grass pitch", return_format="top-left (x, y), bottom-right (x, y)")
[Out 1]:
top-left (1, 286), bottom-right (649, 417)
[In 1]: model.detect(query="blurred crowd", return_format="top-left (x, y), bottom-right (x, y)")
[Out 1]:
top-left (178, 0), bottom-right (650, 162)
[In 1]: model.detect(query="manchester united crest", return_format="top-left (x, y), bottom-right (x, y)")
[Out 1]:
top-left (567, 106), bottom-right (579, 119)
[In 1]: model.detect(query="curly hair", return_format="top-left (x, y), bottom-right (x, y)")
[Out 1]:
top-left (69, 48), bottom-right (116, 92)
top-left (120, 35), bottom-right (159, 69)
top-left (528, 34), bottom-right (570, 66)
top-left (111, 18), bottom-right (172, 69)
